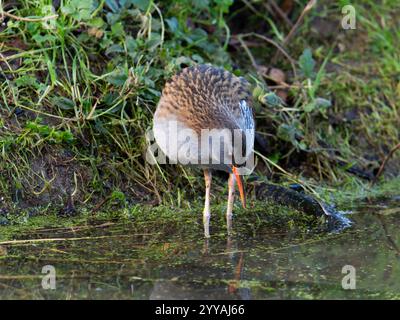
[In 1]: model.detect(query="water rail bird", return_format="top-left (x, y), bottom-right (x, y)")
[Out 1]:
top-left (153, 65), bottom-right (255, 238)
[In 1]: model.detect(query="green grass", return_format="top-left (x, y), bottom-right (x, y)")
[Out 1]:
top-left (0, 0), bottom-right (399, 212)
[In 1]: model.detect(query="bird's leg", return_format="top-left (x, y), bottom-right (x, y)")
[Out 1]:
top-left (226, 173), bottom-right (235, 236)
top-left (203, 169), bottom-right (212, 238)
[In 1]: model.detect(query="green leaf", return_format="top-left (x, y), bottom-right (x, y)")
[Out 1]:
top-left (107, 69), bottom-right (128, 86)
top-left (268, 152), bottom-right (281, 164)
top-left (88, 17), bottom-right (105, 28)
top-left (130, 0), bottom-right (150, 11)
top-left (194, 0), bottom-right (209, 9)
top-left (111, 22), bottom-right (125, 37)
top-left (111, 190), bottom-right (126, 201)
top-left (61, 0), bottom-right (95, 22)
top-left (260, 92), bottom-right (284, 108)
top-left (126, 37), bottom-right (139, 58)
top-left (32, 33), bottom-right (57, 44)
top-left (165, 17), bottom-right (179, 33)
top-left (277, 123), bottom-right (306, 150)
top-left (277, 124), bottom-right (296, 143)
top-left (103, 93), bottom-right (119, 106)
top-left (106, 0), bottom-right (125, 13)
top-left (51, 130), bottom-right (74, 144)
top-left (303, 98), bottom-right (332, 113)
top-left (173, 56), bottom-right (194, 68)
top-left (298, 141), bottom-right (308, 151)
top-left (191, 54), bottom-right (204, 63)
top-left (126, 36), bottom-right (138, 50)
top-left (106, 12), bottom-right (121, 25)
top-left (41, 5), bottom-right (57, 30)
top-left (252, 86), bottom-right (264, 100)
top-left (146, 33), bottom-right (162, 49)
top-left (188, 28), bottom-right (208, 43)
top-left (314, 97), bottom-right (332, 109)
top-left (146, 88), bottom-right (161, 97)
top-left (14, 76), bottom-right (39, 88)
top-left (53, 97), bottom-right (76, 110)
top-left (126, 9), bottom-right (142, 19)
top-left (303, 101), bottom-right (316, 113)
top-left (215, 0), bottom-right (234, 13)
top-left (299, 48), bottom-right (316, 79)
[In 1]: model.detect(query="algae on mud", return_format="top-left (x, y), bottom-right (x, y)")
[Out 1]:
top-left (0, 0), bottom-right (399, 210)
top-left (0, 179), bottom-right (399, 299)
top-left (0, 197), bottom-right (399, 299)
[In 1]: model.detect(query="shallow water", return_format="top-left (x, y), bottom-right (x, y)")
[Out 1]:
top-left (0, 198), bottom-right (400, 299)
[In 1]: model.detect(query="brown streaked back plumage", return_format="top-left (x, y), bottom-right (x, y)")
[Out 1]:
top-left (156, 64), bottom-right (253, 132)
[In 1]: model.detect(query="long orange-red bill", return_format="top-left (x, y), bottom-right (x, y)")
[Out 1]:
top-left (232, 166), bottom-right (246, 209)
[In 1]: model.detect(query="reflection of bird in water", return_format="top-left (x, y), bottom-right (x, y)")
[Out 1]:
top-left (153, 65), bottom-right (255, 238)
top-left (149, 237), bottom-right (250, 300)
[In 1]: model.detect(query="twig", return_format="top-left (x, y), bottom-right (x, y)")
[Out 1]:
top-left (1, 11), bottom-right (58, 22)
top-left (0, 47), bottom-right (58, 62)
top-left (241, 0), bottom-right (268, 22)
top-left (92, 194), bottom-right (113, 213)
top-left (25, 222), bottom-right (116, 234)
top-left (372, 142), bottom-right (400, 184)
top-left (265, 0), bottom-right (294, 28)
top-left (283, 0), bottom-right (316, 45)
top-left (236, 35), bottom-right (258, 71)
top-left (236, 33), bottom-right (298, 79)
top-left (0, 52), bottom-right (15, 74)
top-left (0, 234), bottom-right (157, 245)
top-left (271, 0), bottom-right (317, 64)
top-left (229, 38), bottom-right (262, 48)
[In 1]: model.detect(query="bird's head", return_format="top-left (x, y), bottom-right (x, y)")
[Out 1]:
top-left (207, 127), bottom-right (248, 209)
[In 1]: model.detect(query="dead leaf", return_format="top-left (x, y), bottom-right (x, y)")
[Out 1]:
top-left (268, 67), bottom-right (286, 84)
top-left (276, 89), bottom-right (288, 102)
top-left (88, 27), bottom-right (104, 39)
top-left (0, 246), bottom-right (7, 256)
